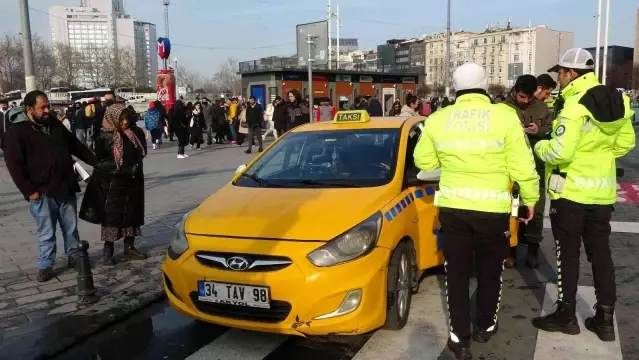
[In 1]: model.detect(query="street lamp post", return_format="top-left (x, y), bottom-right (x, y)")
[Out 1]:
top-left (602, 0), bottom-right (611, 85)
top-left (19, 0), bottom-right (36, 92)
top-left (444, 0), bottom-right (451, 97)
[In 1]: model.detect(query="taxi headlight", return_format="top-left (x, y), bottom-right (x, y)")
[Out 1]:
top-left (168, 211), bottom-right (192, 260)
top-left (307, 212), bottom-right (382, 267)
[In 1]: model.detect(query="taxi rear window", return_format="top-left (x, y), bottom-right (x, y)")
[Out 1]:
top-left (236, 129), bottom-right (401, 188)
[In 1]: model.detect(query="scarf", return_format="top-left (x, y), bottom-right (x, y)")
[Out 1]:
top-left (102, 104), bottom-right (146, 168)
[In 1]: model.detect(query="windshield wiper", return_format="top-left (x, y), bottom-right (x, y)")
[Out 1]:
top-left (288, 179), bottom-right (364, 188)
top-left (239, 172), bottom-right (268, 186)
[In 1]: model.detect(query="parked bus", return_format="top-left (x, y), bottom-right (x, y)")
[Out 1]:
top-left (116, 87), bottom-right (135, 100)
top-left (2, 90), bottom-right (25, 103)
top-left (68, 88), bottom-right (114, 104)
top-left (46, 87), bottom-right (71, 105)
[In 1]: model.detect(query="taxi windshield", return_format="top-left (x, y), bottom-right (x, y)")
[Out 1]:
top-left (236, 129), bottom-right (401, 188)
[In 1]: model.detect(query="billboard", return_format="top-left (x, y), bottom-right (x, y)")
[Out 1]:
top-left (296, 21), bottom-right (328, 67)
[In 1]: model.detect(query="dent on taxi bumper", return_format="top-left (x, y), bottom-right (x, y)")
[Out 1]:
top-left (161, 246), bottom-right (391, 336)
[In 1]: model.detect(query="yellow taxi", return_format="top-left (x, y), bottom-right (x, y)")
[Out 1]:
top-left (162, 110), bottom-right (520, 336)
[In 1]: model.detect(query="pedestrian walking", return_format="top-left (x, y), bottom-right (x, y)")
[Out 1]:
top-left (400, 94), bottom-right (419, 116)
top-left (3, 91), bottom-right (98, 282)
top-left (531, 48), bottom-right (636, 342)
top-left (500, 74), bottom-right (553, 269)
top-left (287, 89), bottom-right (309, 130)
top-left (262, 99), bottom-right (276, 139)
top-left (272, 96), bottom-right (287, 137)
top-left (413, 63), bottom-right (540, 359)
top-left (79, 104), bottom-right (147, 265)
top-left (0, 98), bottom-right (10, 149)
top-left (245, 96), bottom-right (264, 154)
top-left (171, 101), bottom-right (190, 159)
top-left (228, 98), bottom-right (239, 144)
top-left (145, 101), bottom-right (163, 150)
top-left (189, 102), bottom-right (205, 150)
top-left (213, 99), bottom-right (228, 144)
top-left (204, 100), bottom-right (215, 145)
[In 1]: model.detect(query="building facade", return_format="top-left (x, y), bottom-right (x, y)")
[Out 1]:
top-left (585, 46), bottom-right (635, 89)
top-left (49, 0), bottom-right (157, 89)
top-left (634, 8), bottom-right (639, 89)
top-left (423, 25), bottom-right (573, 89)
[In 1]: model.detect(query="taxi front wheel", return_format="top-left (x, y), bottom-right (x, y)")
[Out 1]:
top-left (383, 241), bottom-right (414, 330)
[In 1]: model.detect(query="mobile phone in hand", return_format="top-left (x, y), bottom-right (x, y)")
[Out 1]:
top-left (517, 206), bottom-right (529, 219)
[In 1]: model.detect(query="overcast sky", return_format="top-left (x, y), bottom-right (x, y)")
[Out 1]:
top-left (1, 0), bottom-right (637, 76)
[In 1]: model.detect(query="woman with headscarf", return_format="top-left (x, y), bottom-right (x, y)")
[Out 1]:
top-left (171, 101), bottom-right (190, 158)
top-left (80, 104), bottom-right (147, 265)
top-left (189, 102), bottom-right (205, 150)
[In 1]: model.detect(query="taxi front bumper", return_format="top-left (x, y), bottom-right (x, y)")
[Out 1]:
top-left (162, 234), bottom-right (391, 336)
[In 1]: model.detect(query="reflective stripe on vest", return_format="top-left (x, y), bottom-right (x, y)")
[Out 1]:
top-left (439, 186), bottom-right (512, 201)
top-left (572, 177), bottom-right (616, 189)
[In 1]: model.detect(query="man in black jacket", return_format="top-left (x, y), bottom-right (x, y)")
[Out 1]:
top-left (244, 96), bottom-right (263, 154)
top-left (0, 99), bottom-right (9, 149)
top-left (3, 90), bottom-right (97, 282)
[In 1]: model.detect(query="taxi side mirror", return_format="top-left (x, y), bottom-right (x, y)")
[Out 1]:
top-left (235, 164), bottom-right (247, 175)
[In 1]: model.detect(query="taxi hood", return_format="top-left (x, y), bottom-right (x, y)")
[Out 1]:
top-left (186, 184), bottom-right (393, 241)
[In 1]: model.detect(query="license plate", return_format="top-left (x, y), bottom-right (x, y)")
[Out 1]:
top-left (197, 281), bottom-right (270, 309)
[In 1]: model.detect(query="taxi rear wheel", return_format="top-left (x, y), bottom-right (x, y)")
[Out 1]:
top-left (383, 241), bottom-right (413, 330)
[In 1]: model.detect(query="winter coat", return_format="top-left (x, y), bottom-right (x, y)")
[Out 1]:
top-left (399, 105), bottom-right (417, 117)
top-left (3, 107), bottom-right (97, 200)
top-left (204, 103), bottom-right (216, 127)
top-left (287, 101), bottom-right (310, 129)
top-left (79, 131), bottom-right (145, 228)
top-left (213, 106), bottom-right (227, 133)
top-left (245, 103), bottom-right (263, 127)
top-left (273, 102), bottom-right (288, 130)
top-left (189, 111), bottom-right (205, 143)
top-left (317, 105), bottom-right (335, 121)
top-left (264, 103), bottom-right (274, 121)
top-left (145, 108), bottom-right (161, 130)
top-left (368, 99), bottom-right (383, 117)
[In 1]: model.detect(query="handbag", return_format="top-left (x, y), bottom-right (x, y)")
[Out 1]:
top-left (240, 121), bottom-right (248, 128)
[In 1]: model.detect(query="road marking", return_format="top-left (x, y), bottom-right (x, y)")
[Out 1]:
top-left (543, 218), bottom-right (639, 233)
top-left (534, 284), bottom-right (623, 360)
top-left (352, 276), bottom-right (477, 360)
top-left (186, 328), bottom-right (288, 360)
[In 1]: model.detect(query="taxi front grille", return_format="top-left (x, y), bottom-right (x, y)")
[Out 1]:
top-left (189, 292), bottom-right (292, 323)
top-left (195, 251), bottom-right (293, 272)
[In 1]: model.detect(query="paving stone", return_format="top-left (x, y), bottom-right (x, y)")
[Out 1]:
top-left (8, 278), bottom-right (59, 292)
top-left (0, 301), bottom-right (51, 320)
top-left (47, 302), bottom-right (78, 315)
top-left (0, 286), bottom-right (6, 294)
top-left (0, 314), bottom-right (28, 329)
top-left (0, 288), bottom-right (38, 301)
top-left (0, 300), bottom-right (15, 310)
top-left (0, 275), bottom-right (29, 287)
top-left (15, 289), bottom-right (68, 306)
top-left (53, 296), bottom-right (77, 306)
top-left (0, 270), bottom-right (24, 280)
top-left (37, 279), bottom-right (77, 293)
top-left (145, 254), bottom-right (165, 264)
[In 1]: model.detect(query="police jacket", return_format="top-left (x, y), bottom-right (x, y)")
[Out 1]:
top-left (413, 91), bottom-right (540, 213)
top-left (534, 72), bottom-right (635, 205)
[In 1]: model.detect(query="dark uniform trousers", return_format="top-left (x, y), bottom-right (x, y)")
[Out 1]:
top-left (518, 168), bottom-right (545, 244)
top-left (549, 198), bottom-right (616, 306)
top-left (440, 208), bottom-right (511, 339)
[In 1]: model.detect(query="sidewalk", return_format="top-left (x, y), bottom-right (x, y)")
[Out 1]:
top-left (0, 139), bottom-right (255, 359)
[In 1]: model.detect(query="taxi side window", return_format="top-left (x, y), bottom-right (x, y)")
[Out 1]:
top-left (403, 124), bottom-right (422, 188)
top-left (257, 141), bottom-right (304, 176)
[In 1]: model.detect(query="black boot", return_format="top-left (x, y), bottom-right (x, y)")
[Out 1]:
top-left (505, 246), bottom-right (517, 268)
top-left (447, 336), bottom-right (472, 360)
top-left (472, 322), bottom-right (499, 343)
top-left (102, 242), bottom-right (115, 266)
top-left (525, 243), bottom-right (540, 269)
top-left (123, 237), bottom-right (147, 261)
top-left (532, 301), bottom-right (580, 335)
top-left (585, 304), bottom-right (616, 341)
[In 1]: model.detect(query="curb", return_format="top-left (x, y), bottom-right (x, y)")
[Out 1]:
top-left (0, 262), bottom-right (167, 360)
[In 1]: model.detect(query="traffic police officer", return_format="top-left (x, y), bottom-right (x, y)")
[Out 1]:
top-left (414, 63), bottom-right (540, 359)
top-left (532, 48), bottom-right (635, 341)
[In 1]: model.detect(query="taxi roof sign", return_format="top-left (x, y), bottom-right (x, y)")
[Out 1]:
top-left (333, 110), bottom-right (370, 124)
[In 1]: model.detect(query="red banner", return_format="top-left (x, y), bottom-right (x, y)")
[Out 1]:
top-left (156, 69), bottom-right (176, 112)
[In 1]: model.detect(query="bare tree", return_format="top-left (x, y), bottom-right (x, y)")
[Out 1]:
top-left (53, 43), bottom-right (82, 87)
top-left (32, 37), bottom-right (55, 90)
top-left (416, 84), bottom-right (431, 99)
top-left (488, 84), bottom-right (506, 97)
top-left (0, 34), bottom-right (24, 92)
top-left (212, 58), bottom-right (242, 95)
top-left (109, 47), bottom-right (137, 88)
top-left (80, 43), bottom-right (112, 88)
